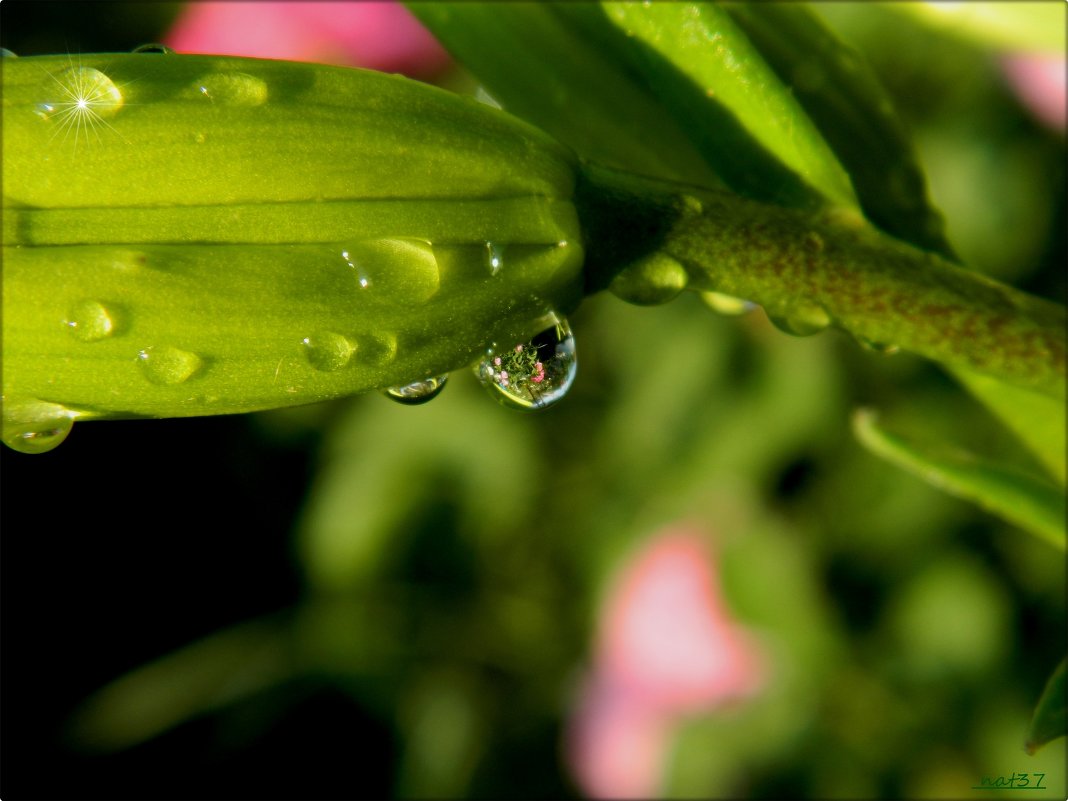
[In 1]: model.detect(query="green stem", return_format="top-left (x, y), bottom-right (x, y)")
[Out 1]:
top-left (577, 164), bottom-right (1066, 399)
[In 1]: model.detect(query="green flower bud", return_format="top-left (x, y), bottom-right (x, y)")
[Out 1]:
top-left (1, 54), bottom-right (584, 441)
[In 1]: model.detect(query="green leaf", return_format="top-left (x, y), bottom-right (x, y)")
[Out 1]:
top-left (602, 1), bottom-right (857, 209)
top-left (952, 367), bottom-right (1067, 485)
top-left (852, 409), bottom-right (1066, 549)
top-left (66, 615), bottom-right (295, 752)
top-left (1027, 659), bottom-right (1067, 754)
top-left (888, 2), bottom-right (1067, 54)
top-left (723, 3), bottom-right (955, 259)
top-left (406, 1), bottom-right (720, 186)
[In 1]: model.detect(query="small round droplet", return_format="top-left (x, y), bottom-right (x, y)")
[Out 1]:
top-left (474, 314), bottom-right (577, 412)
top-left (609, 253), bottom-right (688, 306)
top-left (767, 305), bottom-right (832, 337)
top-left (187, 72), bottom-right (268, 106)
top-left (2, 398), bottom-right (75, 454)
top-left (65, 299), bottom-right (116, 342)
top-left (700, 291), bottom-right (756, 316)
top-left (855, 336), bottom-right (900, 356)
top-left (132, 43), bottom-right (175, 54)
top-left (138, 346), bottom-right (203, 385)
top-left (357, 332), bottom-right (398, 367)
top-left (384, 375), bottom-right (448, 405)
top-left (37, 66), bottom-right (124, 123)
top-left (302, 332), bottom-right (355, 372)
top-left (485, 242), bottom-right (504, 276)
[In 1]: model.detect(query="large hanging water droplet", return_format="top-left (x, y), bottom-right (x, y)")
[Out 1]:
top-left (700, 291), bottom-right (756, 316)
top-left (1, 48), bottom-right (18, 58)
top-left (65, 299), bottom-right (117, 342)
top-left (767, 305), bottom-right (832, 337)
top-left (384, 375), bottom-right (449, 405)
top-left (138, 345), bottom-right (203, 385)
top-left (2, 398), bottom-right (76, 454)
top-left (186, 72), bottom-right (268, 106)
top-left (302, 332), bottom-right (355, 372)
top-left (474, 314), bottom-right (577, 411)
top-left (608, 253), bottom-right (688, 306)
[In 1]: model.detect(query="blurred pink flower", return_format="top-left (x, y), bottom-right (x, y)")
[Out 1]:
top-left (1002, 54), bottom-right (1066, 132)
top-left (568, 677), bottom-right (671, 800)
top-left (567, 527), bottom-right (764, 798)
top-left (164, 1), bottom-right (451, 78)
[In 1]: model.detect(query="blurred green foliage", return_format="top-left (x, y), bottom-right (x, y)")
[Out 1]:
top-left (1, 2), bottom-right (1065, 799)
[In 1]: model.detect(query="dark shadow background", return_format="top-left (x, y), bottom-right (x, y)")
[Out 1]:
top-left (1, 7), bottom-right (375, 798)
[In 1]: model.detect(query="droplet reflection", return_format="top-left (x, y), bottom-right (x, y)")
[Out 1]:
top-left (475, 314), bottom-right (577, 411)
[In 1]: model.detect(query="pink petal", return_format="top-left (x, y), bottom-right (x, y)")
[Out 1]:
top-left (164, 1), bottom-right (450, 78)
top-left (1002, 55), bottom-right (1067, 132)
top-left (596, 528), bottom-right (763, 713)
top-left (566, 674), bottom-right (671, 800)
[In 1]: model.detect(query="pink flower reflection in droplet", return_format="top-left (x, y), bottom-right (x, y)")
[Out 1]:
top-left (567, 528), bottom-right (764, 799)
top-left (164, 1), bottom-right (450, 78)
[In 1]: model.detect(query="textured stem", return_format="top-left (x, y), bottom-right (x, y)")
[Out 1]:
top-left (577, 164), bottom-right (1066, 399)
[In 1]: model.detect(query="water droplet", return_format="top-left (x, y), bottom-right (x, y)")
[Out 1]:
top-left (384, 375), bottom-right (448, 405)
top-left (186, 72), bottom-right (268, 106)
top-left (340, 239), bottom-right (439, 304)
top-left (1, 48), bottom-right (18, 58)
top-left (132, 43), bottom-right (175, 54)
top-left (356, 332), bottom-right (398, 366)
top-left (609, 253), bottom-right (688, 306)
top-left (65, 299), bottom-right (117, 342)
top-left (342, 248), bottom-right (372, 289)
top-left (855, 336), bottom-right (900, 356)
top-left (474, 314), bottom-right (577, 411)
top-left (700, 291), bottom-right (756, 316)
top-left (767, 305), bottom-right (832, 337)
top-left (138, 346), bottom-right (203, 385)
top-left (485, 241), bottom-right (504, 276)
top-left (2, 398), bottom-right (75, 454)
top-left (301, 332), bottom-right (355, 372)
top-left (36, 66), bottom-right (124, 146)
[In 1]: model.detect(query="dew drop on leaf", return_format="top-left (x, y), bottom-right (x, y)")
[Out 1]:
top-left (768, 305), bottom-right (831, 337)
top-left (186, 72), bottom-right (268, 106)
top-left (384, 375), bottom-right (448, 405)
top-left (138, 346), bottom-right (204, 385)
top-left (609, 253), bottom-right (688, 306)
top-left (65, 299), bottom-right (117, 342)
top-left (132, 43), bottom-right (175, 54)
top-left (302, 332), bottom-right (355, 372)
top-left (36, 66), bottom-right (124, 141)
top-left (700, 291), bottom-right (756, 316)
top-left (356, 332), bottom-right (398, 367)
top-left (855, 336), bottom-right (900, 356)
top-left (474, 314), bottom-right (577, 411)
top-left (342, 240), bottom-right (439, 303)
top-left (2, 398), bottom-right (76, 454)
